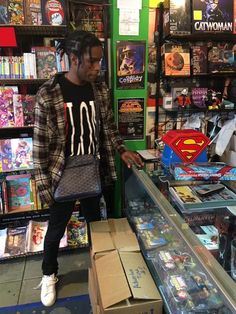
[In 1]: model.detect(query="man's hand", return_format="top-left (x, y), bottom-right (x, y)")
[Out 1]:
top-left (121, 151), bottom-right (144, 168)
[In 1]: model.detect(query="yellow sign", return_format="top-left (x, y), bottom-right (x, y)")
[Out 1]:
top-left (193, 10), bottom-right (202, 20)
top-left (149, 0), bottom-right (163, 8)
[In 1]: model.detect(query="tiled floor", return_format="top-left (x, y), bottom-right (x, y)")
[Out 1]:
top-left (0, 248), bottom-right (90, 308)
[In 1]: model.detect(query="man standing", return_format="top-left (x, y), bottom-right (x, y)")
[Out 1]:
top-left (33, 30), bottom-right (143, 307)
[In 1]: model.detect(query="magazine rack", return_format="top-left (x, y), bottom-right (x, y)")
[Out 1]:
top-left (123, 166), bottom-right (236, 313)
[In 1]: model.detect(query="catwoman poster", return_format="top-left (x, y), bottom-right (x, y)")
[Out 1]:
top-left (116, 41), bottom-right (146, 89)
top-left (192, 0), bottom-right (233, 33)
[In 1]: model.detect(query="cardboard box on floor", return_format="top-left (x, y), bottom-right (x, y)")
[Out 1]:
top-left (89, 250), bottom-right (162, 314)
top-left (89, 218), bottom-right (163, 313)
top-left (90, 218), bottom-right (140, 257)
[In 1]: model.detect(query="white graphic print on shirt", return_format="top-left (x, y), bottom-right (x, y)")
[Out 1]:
top-left (66, 100), bottom-right (97, 156)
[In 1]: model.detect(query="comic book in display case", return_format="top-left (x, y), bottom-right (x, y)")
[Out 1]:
top-left (124, 167), bottom-right (236, 314)
top-left (169, 184), bottom-right (236, 212)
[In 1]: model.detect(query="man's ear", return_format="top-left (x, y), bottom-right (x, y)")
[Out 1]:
top-left (70, 52), bottom-right (79, 66)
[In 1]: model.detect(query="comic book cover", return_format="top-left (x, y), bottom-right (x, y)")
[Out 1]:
top-left (4, 225), bottom-right (28, 256)
top-left (0, 139), bottom-right (13, 171)
top-left (24, 0), bottom-right (42, 25)
top-left (0, 88), bottom-right (10, 128)
top-left (6, 174), bottom-right (33, 213)
top-left (21, 94), bottom-right (35, 126)
top-left (8, 0), bottom-right (24, 24)
top-left (191, 45), bottom-right (208, 75)
top-left (0, 86), bottom-right (18, 127)
top-left (0, 228), bottom-right (7, 258)
top-left (192, 0), bottom-right (233, 33)
top-left (191, 87), bottom-right (208, 108)
top-left (31, 46), bottom-right (57, 79)
top-left (41, 0), bottom-right (67, 25)
top-left (67, 212), bottom-right (88, 247)
top-left (13, 94), bottom-right (24, 127)
top-left (11, 137), bottom-right (33, 170)
top-left (27, 220), bottom-right (48, 252)
top-left (0, 0), bottom-right (8, 23)
top-left (163, 0), bottom-right (191, 36)
top-left (170, 184), bottom-right (236, 211)
top-left (70, 4), bottom-right (104, 38)
top-left (208, 43), bottom-right (236, 73)
top-left (170, 186), bottom-right (202, 205)
top-left (162, 43), bottom-right (190, 76)
top-left (117, 98), bottom-right (144, 140)
top-left (116, 40), bottom-right (146, 89)
top-left (184, 211), bottom-right (216, 227)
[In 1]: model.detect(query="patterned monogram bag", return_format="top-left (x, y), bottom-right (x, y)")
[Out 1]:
top-left (54, 154), bottom-right (101, 202)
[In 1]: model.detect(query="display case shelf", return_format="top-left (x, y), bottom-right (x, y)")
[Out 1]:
top-left (124, 166), bottom-right (236, 313)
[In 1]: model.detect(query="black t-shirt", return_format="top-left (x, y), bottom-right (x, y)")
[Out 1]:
top-left (58, 74), bottom-right (97, 157)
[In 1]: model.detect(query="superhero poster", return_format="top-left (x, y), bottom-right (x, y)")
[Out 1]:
top-left (117, 98), bottom-right (144, 140)
top-left (192, 0), bottom-right (233, 33)
top-left (116, 41), bottom-right (146, 90)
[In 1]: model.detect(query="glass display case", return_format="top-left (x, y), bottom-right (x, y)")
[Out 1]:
top-left (123, 166), bottom-right (236, 314)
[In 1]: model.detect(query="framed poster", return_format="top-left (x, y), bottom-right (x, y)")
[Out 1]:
top-left (116, 41), bottom-right (146, 89)
top-left (117, 98), bottom-right (144, 140)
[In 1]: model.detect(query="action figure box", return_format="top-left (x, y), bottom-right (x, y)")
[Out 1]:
top-left (191, 87), bottom-right (208, 108)
top-left (161, 43), bottom-right (190, 76)
top-left (171, 162), bottom-right (236, 181)
top-left (208, 43), bottom-right (236, 74)
top-left (163, 0), bottom-right (191, 37)
top-left (192, 0), bottom-right (233, 33)
top-left (191, 45), bottom-right (208, 75)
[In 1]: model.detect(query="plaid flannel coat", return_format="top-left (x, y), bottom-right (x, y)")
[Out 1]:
top-left (33, 74), bottom-right (126, 206)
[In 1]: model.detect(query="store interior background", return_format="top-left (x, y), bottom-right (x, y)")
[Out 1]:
top-left (1, 0), bottom-right (236, 311)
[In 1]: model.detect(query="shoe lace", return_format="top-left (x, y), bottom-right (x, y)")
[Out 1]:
top-left (34, 275), bottom-right (58, 290)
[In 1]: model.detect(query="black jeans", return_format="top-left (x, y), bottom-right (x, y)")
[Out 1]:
top-left (42, 195), bottom-right (101, 275)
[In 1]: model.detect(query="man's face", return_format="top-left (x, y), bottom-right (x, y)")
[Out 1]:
top-left (77, 46), bottom-right (103, 82)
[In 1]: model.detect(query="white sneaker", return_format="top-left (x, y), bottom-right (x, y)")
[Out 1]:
top-left (35, 274), bottom-right (58, 307)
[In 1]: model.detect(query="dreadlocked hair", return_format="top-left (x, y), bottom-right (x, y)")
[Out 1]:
top-left (56, 30), bottom-right (102, 63)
